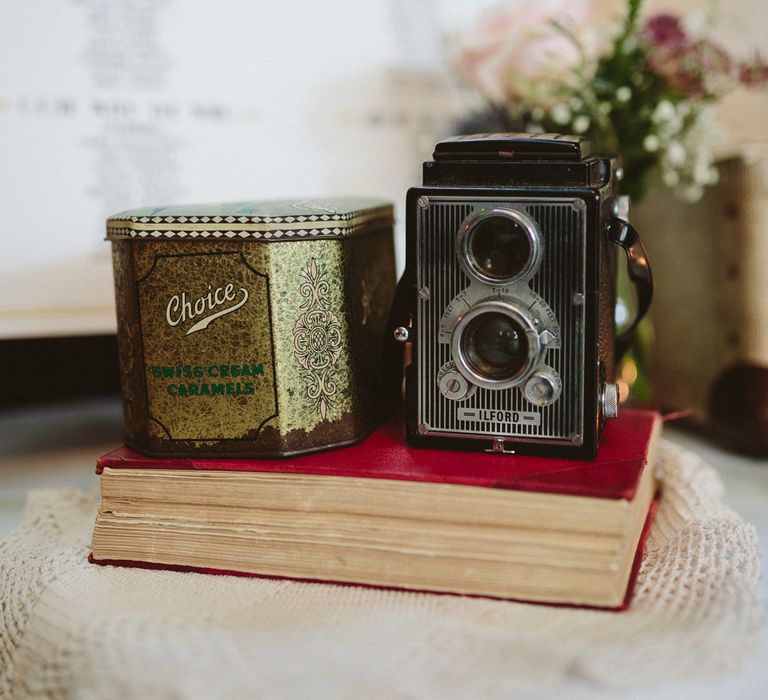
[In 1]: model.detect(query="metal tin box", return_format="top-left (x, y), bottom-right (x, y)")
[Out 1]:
top-left (108, 198), bottom-right (395, 457)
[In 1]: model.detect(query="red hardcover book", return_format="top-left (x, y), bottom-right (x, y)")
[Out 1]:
top-left (91, 410), bottom-right (661, 609)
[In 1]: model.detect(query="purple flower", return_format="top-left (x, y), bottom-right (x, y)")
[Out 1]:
top-left (644, 28), bottom-right (733, 99)
top-left (641, 14), bottom-right (687, 47)
top-left (738, 53), bottom-right (768, 88)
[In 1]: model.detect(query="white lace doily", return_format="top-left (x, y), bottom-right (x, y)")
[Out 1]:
top-left (0, 440), bottom-right (761, 699)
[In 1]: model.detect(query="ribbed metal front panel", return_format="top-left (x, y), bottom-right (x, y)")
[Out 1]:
top-left (416, 197), bottom-right (586, 443)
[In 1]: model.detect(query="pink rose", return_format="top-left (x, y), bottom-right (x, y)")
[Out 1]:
top-left (454, 0), bottom-right (593, 105)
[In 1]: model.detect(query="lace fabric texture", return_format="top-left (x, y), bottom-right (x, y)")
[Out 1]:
top-left (0, 441), bottom-right (761, 699)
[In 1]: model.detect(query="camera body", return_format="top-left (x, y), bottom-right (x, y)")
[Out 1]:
top-left (397, 133), bottom-right (649, 459)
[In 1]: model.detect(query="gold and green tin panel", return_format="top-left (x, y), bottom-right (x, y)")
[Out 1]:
top-left (109, 199), bottom-right (394, 458)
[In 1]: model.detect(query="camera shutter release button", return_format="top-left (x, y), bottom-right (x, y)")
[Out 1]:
top-left (601, 383), bottom-right (620, 419)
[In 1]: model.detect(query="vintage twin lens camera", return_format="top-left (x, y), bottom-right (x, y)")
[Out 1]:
top-left (396, 134), bottom-right (652, 459)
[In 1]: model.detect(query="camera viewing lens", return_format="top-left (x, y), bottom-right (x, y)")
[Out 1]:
top-left (461, 312), bottom-right (529, 381)
top-left (468, 215), bottom-right (532, 282)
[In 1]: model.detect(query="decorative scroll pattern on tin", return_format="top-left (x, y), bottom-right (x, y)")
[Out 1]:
top-left (292, 259), bottom-right (342, 420)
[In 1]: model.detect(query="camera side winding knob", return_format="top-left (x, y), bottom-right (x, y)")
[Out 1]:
top-left (601, 383), bottom-right (620, 419)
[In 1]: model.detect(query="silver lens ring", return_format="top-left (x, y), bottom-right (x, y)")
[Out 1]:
top-left (457, 208), bottom-right (542, 286)
top-left (451, 300), bottom-right (543, 390)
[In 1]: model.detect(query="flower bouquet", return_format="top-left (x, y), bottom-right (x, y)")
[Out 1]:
top-left (453, 0), bottom-right (767, 202)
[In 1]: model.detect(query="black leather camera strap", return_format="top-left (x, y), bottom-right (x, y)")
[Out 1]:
top-left (609, 217), bottom-right (654, 364)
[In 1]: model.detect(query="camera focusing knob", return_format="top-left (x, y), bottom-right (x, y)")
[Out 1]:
top-left (601, 383), bottom-right (620, 419)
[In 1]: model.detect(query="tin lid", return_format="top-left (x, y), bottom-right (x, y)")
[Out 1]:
top-left (106, 197), bottom-right (393, 241)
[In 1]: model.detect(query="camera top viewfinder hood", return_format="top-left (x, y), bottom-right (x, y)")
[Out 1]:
top-left (433, 133), bottom-right (593, 162)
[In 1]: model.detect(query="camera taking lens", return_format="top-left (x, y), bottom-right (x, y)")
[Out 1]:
top-left (451, 300), bottom-right (542, 391)
top-left (461, 312), bottom-right (527, 381)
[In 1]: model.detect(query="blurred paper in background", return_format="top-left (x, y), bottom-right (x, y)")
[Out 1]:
top-left (0, 0), bottom-right (481, 339)
top-left (1, 0), bottom-right (766, 341)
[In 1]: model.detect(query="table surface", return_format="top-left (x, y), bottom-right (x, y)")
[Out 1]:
top-left (1, 397), bottom-right (766, 698)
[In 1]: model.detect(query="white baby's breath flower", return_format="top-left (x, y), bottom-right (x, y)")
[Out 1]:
top-left (680, 184), bottom-right (704, 202)
top-left (653, 100), bottom-right (676, 124)
top-left (643, 135), bottom-right (660, 152)
top-left (693, 157), bottom-right (714, 185)
top-left (572, 114), bottom-right (590, 133)
top-left (662, 168), bottom-right (680, 187)
top-left (684, 10), bottom-right (707, 34)
top-left (666, 141), bottom-right (687, 167)
top-left (616, 86), bottom-right (632, 102)
top-left (570, 97), bottom-right (583, 110)
top-left (550, 103), bottom-right (572, 125)
top-left (599, 101), bottom-right (612, 114)
top-left (656, 113), bottom-right (684, 137)
top-left (663, 107), bottom-right (722, 202)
